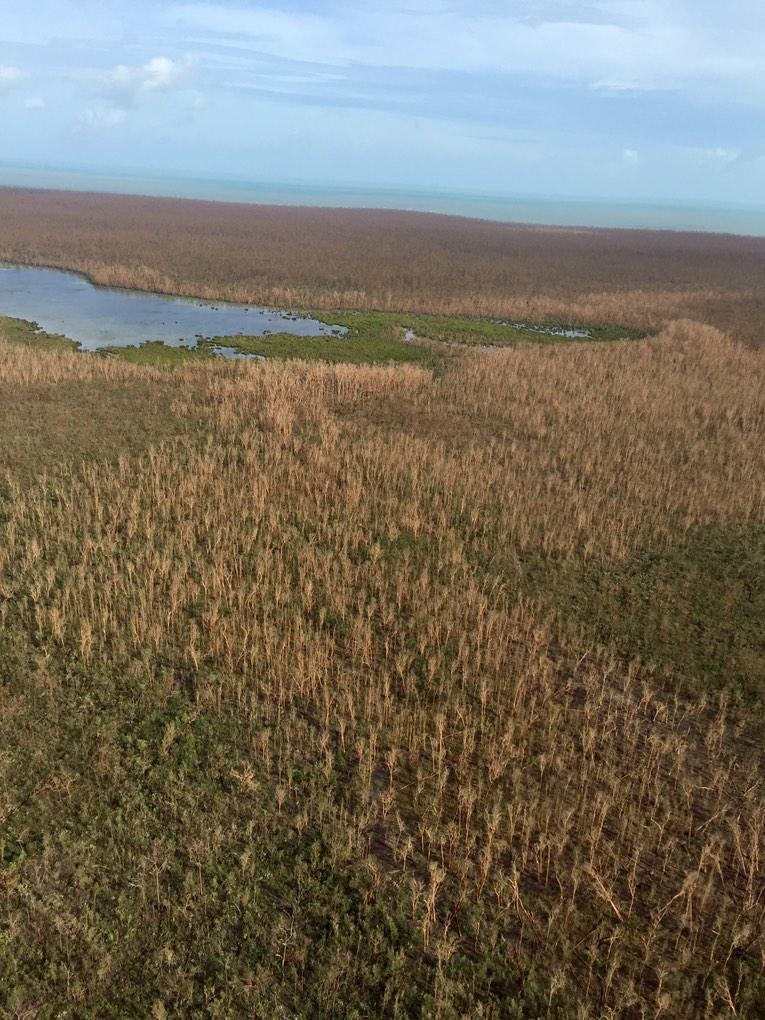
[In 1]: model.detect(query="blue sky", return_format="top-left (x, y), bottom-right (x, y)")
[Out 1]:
top-left (1, 0), bottom-right (764, 206)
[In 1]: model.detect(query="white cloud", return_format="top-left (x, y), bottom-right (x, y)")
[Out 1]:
top-left (78, 55), bottom-right (195, 106)
top-left (591, 79), bottom-right (648, 93)
top-left (622, 148), bottom-right (639, 164)
top-left (77, 106), bottom-right (127, 129)
top-left (693, 145), bottom-right (741, 165)
top-left (0, 65), bottom-right (25, 88)
top-left (166, 2), bottom-right (765, 99)
top-left (23, 96), bottom-right (46, 110)
top-left (706, 146), bottom-right (739, 162)
top-left (141, 56), bottom-right (189, 91)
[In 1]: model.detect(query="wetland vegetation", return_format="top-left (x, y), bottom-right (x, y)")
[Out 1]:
top-left (194, 311), bottom-right (639, 366)
top-left (8, 309), bottom-right (641, 369)
top-left (1, 303), bottom-right (764, 1016)
top-left (1, 187), bottom-right (765, 346)
top-left (1, 186), bottom-right (765, 1018)
top-left (0, 262), bottom-right (647, 368)
top-left (0, 312), bottom-right (79, 352)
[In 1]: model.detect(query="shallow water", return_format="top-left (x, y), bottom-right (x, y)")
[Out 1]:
top-left (0, 264), bottom-right (343, 352)
top-left (498, 321), bottom-right (592, 339)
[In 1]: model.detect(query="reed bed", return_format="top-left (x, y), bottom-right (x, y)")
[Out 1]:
top-left (0, 323), bottom-right (764, 1017)
top-left (1, 188), bottom-right (764, 345)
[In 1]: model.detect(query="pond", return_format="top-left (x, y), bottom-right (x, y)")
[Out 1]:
top-left (0, 264), bottom-right (344, 353)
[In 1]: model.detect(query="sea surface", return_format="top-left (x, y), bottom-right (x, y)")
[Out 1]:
top-left (0, 263), bottom-right (343, 352)
top-left (2, 165), bottom-right (765, 237)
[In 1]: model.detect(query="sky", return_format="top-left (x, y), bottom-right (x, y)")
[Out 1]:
top-left (1, 0), bottom-right (764, 208)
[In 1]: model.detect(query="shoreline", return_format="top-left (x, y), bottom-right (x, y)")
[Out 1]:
top-left (2, 179), bottom-right (765, 240)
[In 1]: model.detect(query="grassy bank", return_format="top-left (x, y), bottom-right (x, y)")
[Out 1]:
top-left (7, 306), bottom-right (641, 369)
top-left (1, 319), bottom-right (764, 1017)
top-left (98, 340), bottom-right (215, 366)
top-left (309, 309), bottom-right (646, 347)
top-left (0, 313), bottom-right (79, 351)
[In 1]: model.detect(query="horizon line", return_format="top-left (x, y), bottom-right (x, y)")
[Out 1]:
top-left (2, 165), bottom-right (765, 239)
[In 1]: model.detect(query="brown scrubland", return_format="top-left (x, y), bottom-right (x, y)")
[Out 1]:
top-left (1, 315), bottom-right (764, 1016)
top-left (1, 186), bottom-right (765, 344)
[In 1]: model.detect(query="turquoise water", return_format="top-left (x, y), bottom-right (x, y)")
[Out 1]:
top-left (2, 165), bottom-right (765, 237)
top-left (0, 264), bottom-right (343, 352)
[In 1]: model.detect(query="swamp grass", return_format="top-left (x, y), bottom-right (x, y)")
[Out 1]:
top-left (103, 310), bottom-right (645, 367)
top-left (307, 310), bottom-right (647, 347)
top-left (1, 187), bottom-right (764, 345)
top-left (0, 317), bottom-right (764, 1017)
top-left (5, 306), bottom-right (639, 369)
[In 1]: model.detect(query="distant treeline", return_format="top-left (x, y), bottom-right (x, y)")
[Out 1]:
top-left (1, 186), bottom-right (764, 344)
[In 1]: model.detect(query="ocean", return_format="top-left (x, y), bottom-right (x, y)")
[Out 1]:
top-left (1, 164), bottom-right (764, 238)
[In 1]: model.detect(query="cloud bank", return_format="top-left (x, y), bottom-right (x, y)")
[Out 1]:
top-left (0, 1), bottom-right (762, 206)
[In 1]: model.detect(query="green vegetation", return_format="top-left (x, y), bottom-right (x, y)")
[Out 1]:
top-left (200, 310), bottom-right (643, 366)
top-left (201, 327), bottom-right (439, 366)
top-left (0, 308), bottom-right (642, 371)
top-left (575, 526), bottom-right (765, 702)
top-left (1, 318), bottom-right (764, 1017)
top-left (99, 340), bottom-right (215, 365)
top-left (515, 525), bottom-right (765, 705)
top-left (0, 678), bottom-right (562, 1019)
top-left (0, 313), bottom-right (79, 351)
top-left (310, 309), bottom-right (646, 347)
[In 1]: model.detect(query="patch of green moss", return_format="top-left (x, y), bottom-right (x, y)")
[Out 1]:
top-left (97, 341), bottom-right (216, 365)
top-left (199, 330), bottom-right (437, 366)
top-left (200, 309), bottom-right (642, 366)
top-left (309, 310), bottom-right (646, 348)
top-left (0, 314), bottom-right (80, 351)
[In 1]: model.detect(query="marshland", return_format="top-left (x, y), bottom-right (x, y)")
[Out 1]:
top-left (1, 190), bottom-right (764, 1019)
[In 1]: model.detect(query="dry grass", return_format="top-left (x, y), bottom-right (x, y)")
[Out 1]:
top-left (1, 187), bottom-right (764, 345)
top-left (1, 321), bottom-right (764, 1016)
top-left (0, 340), bottom-right (208, 486)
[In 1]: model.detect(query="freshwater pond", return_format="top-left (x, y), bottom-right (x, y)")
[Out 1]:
top-left (0, 263), bottom-right (344, 354)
